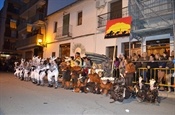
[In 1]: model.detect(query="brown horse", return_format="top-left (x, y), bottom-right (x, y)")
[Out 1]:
top-left (71, 65), bottom-right (82, 89)
top-left (59, 61), bottom-right (71, 89)
top-left (87, 73), bottom-right (101, 84)
top-left (100, 79), bottom-right (113, 96)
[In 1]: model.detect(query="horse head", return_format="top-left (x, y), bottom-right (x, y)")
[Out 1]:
top-left (149, 79), bottom-right (156, 91)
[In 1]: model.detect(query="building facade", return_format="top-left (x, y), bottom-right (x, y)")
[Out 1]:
top-left (1, 0), bottom-right (173, 60)
top-left (0, 0), bottom-right (22, 59)
top-left (45, 0), bottom-right (129, 59)
top-left (45, 0), bottom-right (175, 60)
top-left (17, 0), bottom-right (48, 60)
top-left (129, 0), bottom-right (175, 56)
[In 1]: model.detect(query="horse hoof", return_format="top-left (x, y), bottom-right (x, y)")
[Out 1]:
top-left (55, 86), bottom-right (58, 89)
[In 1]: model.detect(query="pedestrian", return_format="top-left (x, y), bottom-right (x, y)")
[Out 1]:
top-left (113, 57), bottom-right (120, 78)
top-left (124, 59), bottom-right (136, 86)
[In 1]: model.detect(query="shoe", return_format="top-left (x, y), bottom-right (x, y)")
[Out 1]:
top-left (48, 84), bottom-right (53, 87)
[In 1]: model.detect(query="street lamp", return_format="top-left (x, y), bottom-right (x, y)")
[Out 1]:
top-left (27, 22), bottom-right (47, 48)
top-left (37, 38), bottom-right (47, 47)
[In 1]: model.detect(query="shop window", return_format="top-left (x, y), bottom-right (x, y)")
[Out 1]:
top-left (146, 38), bottom-right (170, 56)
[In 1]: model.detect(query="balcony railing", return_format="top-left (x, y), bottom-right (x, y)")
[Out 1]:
top-left (16, 34), bottom-right (43, 49)
top-left (55, 25), bottom-right (72, 41)
top-left (97, 7), bottom-right (129, 28)
top-left (20, 0), bottom-right (46, 14)
top-left (7, 7), bottom-right (20, 14)
top-left (28, 13), bottom-right (45, 23)
top-left (9, 0), bottom-right (24, 4)
top-left (18, 22), bottom-right (27, 31)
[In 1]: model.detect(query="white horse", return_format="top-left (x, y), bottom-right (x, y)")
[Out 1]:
top-left (47, 57), bottom-right (59, 88)
top-left (149, 79), bottom-right (156, 91)
top-left (23, 62), bottom-right (31, 81)
top-left (37, 59), bottom-right (47, 86)
top-left (139, 76), bottom-right (143, 90)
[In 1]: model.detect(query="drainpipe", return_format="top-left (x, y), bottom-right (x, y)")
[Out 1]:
top-left (172, 0), bottom-right (175, 68)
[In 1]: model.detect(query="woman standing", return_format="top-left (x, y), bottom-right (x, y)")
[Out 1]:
top-left (124, 59), bottom-right (136, 86)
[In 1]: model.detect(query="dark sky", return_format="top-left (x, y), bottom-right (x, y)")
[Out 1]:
top-left (47, 0), bottom-right (77, 15)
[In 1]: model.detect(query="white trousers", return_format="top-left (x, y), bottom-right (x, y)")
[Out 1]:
top-left (47, 69), bottom-right (59, 82)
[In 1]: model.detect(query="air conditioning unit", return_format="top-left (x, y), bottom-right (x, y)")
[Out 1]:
top-left (96, 0), bottom-right (106, 9)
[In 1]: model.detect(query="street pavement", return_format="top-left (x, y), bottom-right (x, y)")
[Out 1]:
top-left (0, 72), bottom-right (175, 115)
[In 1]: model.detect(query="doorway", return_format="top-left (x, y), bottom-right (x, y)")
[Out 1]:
top-left (106, 46), bottom-right (117, 60)
top-left (59, 43), bottom-right (70, 58)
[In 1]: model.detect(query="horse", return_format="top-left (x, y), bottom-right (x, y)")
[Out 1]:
top-left (59, 61), bottom-right (71, 89)
top-left (47, 57), bottom-right (59, 89)
top-left (134, 78), bottom-right (160, 103)
top-left (100, 79), bottom-right (113, 96)
top-left (71, 65), bottom-right (82, 89)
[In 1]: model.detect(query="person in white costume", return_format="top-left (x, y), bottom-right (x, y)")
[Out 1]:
top-left (47, 57), bottom-right (59, 89)
top-left (37, 59), bottom-right (47, 86)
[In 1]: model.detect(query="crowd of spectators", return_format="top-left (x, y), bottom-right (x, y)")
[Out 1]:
top-left (113, 50), bottom-right (174, 92)
top-left (0, 56), bottom-right (20, 72)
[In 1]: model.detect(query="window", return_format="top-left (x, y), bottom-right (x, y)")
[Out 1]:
top-left (53, 22), bottom-right (57, 33)
top-left (11, 30), bottom-right (17, 38)
top-left (110, 0), bottom-right (122, 19)
top-left (77, 11), bottom-right (82, 25)
top-left (10, 19), bottom-right (17, 29)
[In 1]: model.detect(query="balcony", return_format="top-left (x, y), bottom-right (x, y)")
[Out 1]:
top-left (28, 13), bottom-right (45, 23)
top-left (97, 7), bottom-right (129, 30)
top-left (18, 22), bottom-right (27, 31)
top-left (55, 25), bottom-right (72, 41)
top-left (3, 41), bottom-right (16, 51)
top-left (7, 6), bottom-right (20, 14)
top-left (20, 0), bottom-right (46, 15)
top-left (9, 0), bottom-right (24, 4)
top-left (16, 34), bottom-right (43, 50)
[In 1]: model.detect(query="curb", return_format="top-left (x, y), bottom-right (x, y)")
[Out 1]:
top-left (159, 91), bottom-right (175, 98)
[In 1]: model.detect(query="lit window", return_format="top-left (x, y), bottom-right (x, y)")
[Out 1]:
top-left (10, 19), bottom-right (17, 29)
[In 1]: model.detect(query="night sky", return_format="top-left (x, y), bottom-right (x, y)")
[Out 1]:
top-left (47, 0), bottom-right (76, 15)
top-left (0, 0), bottom-right (5, 10)
top-left (0, 0), bottom-right (76, 15)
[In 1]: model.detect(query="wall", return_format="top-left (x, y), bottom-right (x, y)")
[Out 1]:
top-left (44, 0), bottom-right (174, 59)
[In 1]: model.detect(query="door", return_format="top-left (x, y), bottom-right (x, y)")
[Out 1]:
top-left (25, 51), bottom-right (33, 60)
top-left (106, 46), bottom-right (117, 60)
top-left (59, 43), bottom-right (70, 58)
top-left (62, 14), bottom-right (70, 36)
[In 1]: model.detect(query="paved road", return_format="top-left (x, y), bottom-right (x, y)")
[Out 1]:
top-left (0, 72), bottom-right (175, 115)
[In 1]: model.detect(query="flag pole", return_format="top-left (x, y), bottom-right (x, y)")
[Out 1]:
top-left (111, 36), bottom-right (117, 76)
